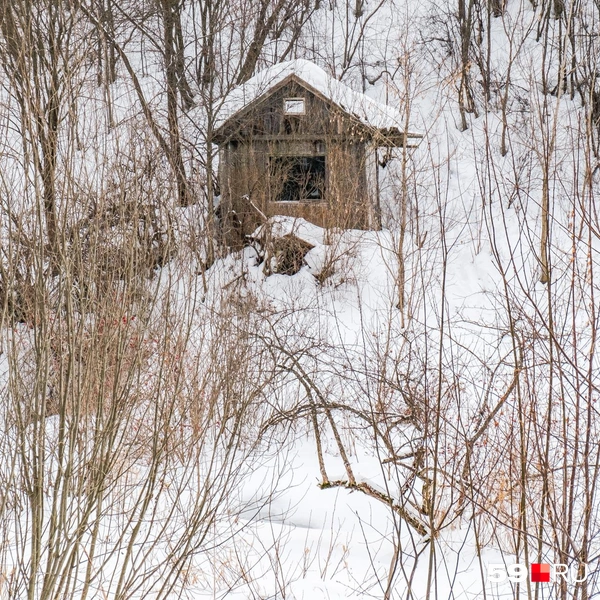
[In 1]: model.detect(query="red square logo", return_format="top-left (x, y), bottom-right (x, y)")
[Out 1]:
top-left (531, 563), bottom-right (551, 583)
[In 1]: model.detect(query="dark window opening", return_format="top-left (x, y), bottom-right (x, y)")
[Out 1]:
top-left (270, 156), bottom-right (326, 202)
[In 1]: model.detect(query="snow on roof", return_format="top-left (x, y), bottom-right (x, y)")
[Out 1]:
top-left (216, 59), bottom-right (407, 132)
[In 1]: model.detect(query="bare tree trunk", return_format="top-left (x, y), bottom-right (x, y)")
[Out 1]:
top-left (173, 4), bottom-right (194, 110)
top-left (457, 0), bottom-right (478, 130)
top-left (236, 0), bottom-right (314, 84)
top-left (161, 0), bottom-right (192, 206)
top-left (539, 176), bottom-right (550, 283)
top-left (0, 0), bottom-right (62, 261)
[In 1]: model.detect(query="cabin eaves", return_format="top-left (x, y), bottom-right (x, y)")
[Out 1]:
top-left (214, 59), bottom-right (421, 147)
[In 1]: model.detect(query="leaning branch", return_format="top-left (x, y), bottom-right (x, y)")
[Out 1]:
top-left (319, 479), bottom-right (430, 538)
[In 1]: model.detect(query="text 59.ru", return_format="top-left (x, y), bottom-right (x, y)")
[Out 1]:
top-left (487, 563), bottom-right (588, 584)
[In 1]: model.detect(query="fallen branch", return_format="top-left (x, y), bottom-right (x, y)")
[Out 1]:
top-left (318, 479), bottom-right (430, 538)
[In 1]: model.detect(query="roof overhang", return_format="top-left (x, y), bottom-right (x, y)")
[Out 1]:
top-left (213, 68), bottom-right (422, 148)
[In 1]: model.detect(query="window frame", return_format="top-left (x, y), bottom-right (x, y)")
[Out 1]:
top-left (269, 155), bottom-right (326, 203)
top-left (283, 97), bottom-right (306, 115)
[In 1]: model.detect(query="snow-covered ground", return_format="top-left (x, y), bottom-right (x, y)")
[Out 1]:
top-left (1, 0), bottom-right (600, 597)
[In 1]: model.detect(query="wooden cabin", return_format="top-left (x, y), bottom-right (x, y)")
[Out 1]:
top-left (214, 60), bottom-right (420, 245)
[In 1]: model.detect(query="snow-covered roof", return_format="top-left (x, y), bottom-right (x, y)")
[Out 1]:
top-left (216, 59), bottom-right (413, 133)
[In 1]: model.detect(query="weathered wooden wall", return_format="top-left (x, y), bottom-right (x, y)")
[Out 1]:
top-left (217, 80), bottom-right (381, 245)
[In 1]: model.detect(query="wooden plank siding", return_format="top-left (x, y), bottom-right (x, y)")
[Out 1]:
top-left (216, 78), bottom-right (387, 245)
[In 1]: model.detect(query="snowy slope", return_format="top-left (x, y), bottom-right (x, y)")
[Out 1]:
top-left (1, 0), bottom-right (600, 598)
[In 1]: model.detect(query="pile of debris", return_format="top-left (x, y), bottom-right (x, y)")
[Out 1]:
top-left (249, 220), bottom-right (317, 276)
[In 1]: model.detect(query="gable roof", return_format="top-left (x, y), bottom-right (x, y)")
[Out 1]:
top-left (214, 59), bottom-right (421, 141)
